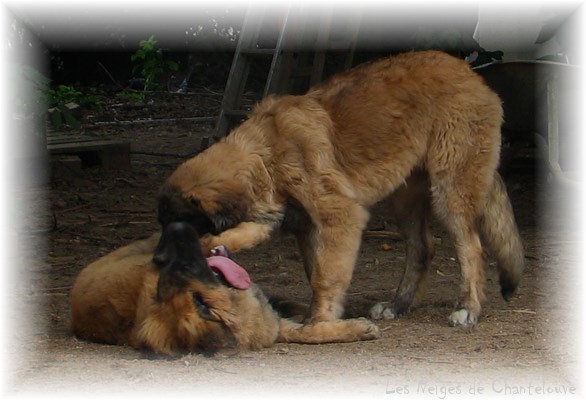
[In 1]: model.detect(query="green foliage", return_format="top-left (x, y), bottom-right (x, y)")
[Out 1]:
top-left (46, 85), bottom-right (82, 104)
top-left (116, 91), bottom-right (146, 102)
top-left (40, 85), bottom-right (102, 130)
top-left (131, 35), bottom-right (179, 91)
top-left (41, 86), bottom-right (82, 129)
top-left (16, 65), bottom-right (103, 130)
top-left (50, 103), bottom-right (81, 130)
top-left (79, 87), bottom-right (103, 109)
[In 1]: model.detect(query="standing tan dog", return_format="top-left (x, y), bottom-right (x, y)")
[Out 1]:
top-left (70, 222), bottom-right (379, 356)
top-left (156, 51), bottom-right (524, 326)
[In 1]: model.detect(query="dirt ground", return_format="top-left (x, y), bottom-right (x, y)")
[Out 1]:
top-left (4, 90), bottom-right (583, 398)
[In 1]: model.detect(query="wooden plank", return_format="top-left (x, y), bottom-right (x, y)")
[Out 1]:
top-left (47, 132), bottom-right (103, 145)
top-left (47, 139), bottom-right (128, 153)
top-left (48, 138), bottom-right (131, 170)
top-left (48, 136), bottom-right (102, 145)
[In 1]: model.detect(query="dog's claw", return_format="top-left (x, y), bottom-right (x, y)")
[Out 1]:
top-left (210, 245), bottom-right (230, 258)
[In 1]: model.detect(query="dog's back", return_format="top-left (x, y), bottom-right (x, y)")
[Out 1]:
top-left (70, 237), bottom-right (156, 345)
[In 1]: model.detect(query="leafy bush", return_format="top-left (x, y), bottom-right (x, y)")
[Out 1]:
top-left (116, 91), bottom-right (146, 102)
top-left (131, 35), bottom-right (179, 91)
top-left (40, 85), bottom-right (102, 129)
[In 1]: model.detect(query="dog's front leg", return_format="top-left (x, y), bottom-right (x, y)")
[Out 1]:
top-left (200, 221), bottom-right (275, 254)
top-left (278, 317), bottom-right (380, 344)
top-left (306, 200), bottom-right (369, 322)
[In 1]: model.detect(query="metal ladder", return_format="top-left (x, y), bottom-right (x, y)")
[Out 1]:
top-left (214, 5), bottom-right (360, 138)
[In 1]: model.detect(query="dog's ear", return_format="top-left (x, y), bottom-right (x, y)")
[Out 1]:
top-left (156, 266), bottom-right (188, 302)
top-left (157, 185), bottom-right (188, 226)
top-left (157, 185), bottom-right (217, 236)
top-left (212, 190), bottom-right (250, 232)
top-left (194, 180), bottom-right (251, 233)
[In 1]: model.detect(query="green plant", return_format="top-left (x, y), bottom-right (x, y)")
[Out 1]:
top-left (17, 65), bottom-right (103, 130)
top-left (80, 87), bottom-right (103, 109)
top-left (45, 86), bottom-right (82, 129)
top-left (38, 85), bottom-right (103, 130)
top-left (131, 35), bottom-right (179, 91)
top-left (116, 91), bottom-right (146, 102)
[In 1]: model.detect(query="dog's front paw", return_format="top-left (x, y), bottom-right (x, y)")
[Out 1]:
top-left (200, 235), bottom-right (216, 254)
top-left (210, 245), bottom-right (230, 258)
top-left (369, 302), bottom-right (398, 320)
top-left (448, 308), bottom-right (478, 327)
top-left (353, 317), bottom-right (381, 340)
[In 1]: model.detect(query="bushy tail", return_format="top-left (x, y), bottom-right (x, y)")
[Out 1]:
top-left (479, 172), bottom-right (525, 300)
top-left (268, 297), bottom-right (308, 320)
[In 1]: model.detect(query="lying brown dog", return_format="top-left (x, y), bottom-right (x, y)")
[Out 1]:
top-left (70, 222), bottom-right (379, 355)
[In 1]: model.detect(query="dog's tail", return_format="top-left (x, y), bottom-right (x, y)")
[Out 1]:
top-left (268, 297), bottom-right (308, 320)
top-left (479, 172), bottom-right (525, 300)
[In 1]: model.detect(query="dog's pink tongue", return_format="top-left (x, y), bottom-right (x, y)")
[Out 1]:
top-left (207, 256), bottom-right (251, 290)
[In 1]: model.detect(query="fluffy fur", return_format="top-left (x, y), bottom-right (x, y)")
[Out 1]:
top-left (70, 225), bottom-right (379, 356)
top-left (157, 50), bottom-right (524, 326)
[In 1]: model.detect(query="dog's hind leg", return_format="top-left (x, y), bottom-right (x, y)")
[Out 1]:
top-left (277, 318), bottom-right (380, 344)
top-left (425, 96), bottom-right (504, 326)
top-left (429, 160), bottom-right (494, 327)
top-left (370, 170), bottom-right (434, 320)
top-left (444, 213), bottom-right (486, 327)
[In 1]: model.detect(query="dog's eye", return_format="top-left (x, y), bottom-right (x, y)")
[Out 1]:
top-left (192, 292), bottom-right (212, 319)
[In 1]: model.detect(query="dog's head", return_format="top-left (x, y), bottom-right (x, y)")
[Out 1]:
top-left (137, 222), bottom-right (251, 355)
top-left (157, 144), bottom-right (264, 236)
top-left (153, 221), bottom-right (218, 302)
top-left (157, 181), bottom-right (248, 238)
top-left (154, 221), bottom-right (250, 302)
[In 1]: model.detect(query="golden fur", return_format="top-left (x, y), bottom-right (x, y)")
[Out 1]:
top-left (70, 231), bottom-right (380, 356)
top-left (157, 50), bottom-right (524, 326)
